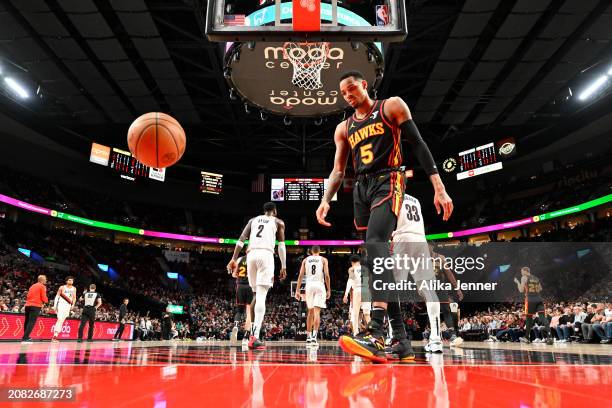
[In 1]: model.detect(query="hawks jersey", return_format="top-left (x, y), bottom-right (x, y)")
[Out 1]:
top-left (247, 215), bottom-right (278, 252)
top-left (345, 99), bottom-right (402, 175)
top-left (522, 274), bottom-right (543, 298)
top-left (393, 194), bottom-right (426, 241)
top-left (54, 285), bottom-right (76, 307)
top-left (236, 256), bottom-right (248, 284)
top-left (304, 255), bottom-right (325, 284)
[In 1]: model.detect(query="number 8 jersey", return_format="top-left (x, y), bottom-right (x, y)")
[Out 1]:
top-left (393, 193), bottom-right (426, 242)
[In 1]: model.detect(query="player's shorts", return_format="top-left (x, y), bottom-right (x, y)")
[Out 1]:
top-left (391, 240), bottom-right (434, 283)
top-left (437, 289), bottom-right (453, 304)
top-left (55, 304), bottom-right (71, 318)
top-left (247, 249), bottom-right (275, 288)
top-left (236, 282), bottom-right (253, 305)
top-left (525, 297), bottom-right (545, 315)
top-left (353, 170), bottom-right (404, 229)
top-left (305, 282), bottom-right (326, 309)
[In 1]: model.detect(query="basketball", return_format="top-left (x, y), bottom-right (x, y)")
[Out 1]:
top-left (127, 112), bottom-right (186, 168)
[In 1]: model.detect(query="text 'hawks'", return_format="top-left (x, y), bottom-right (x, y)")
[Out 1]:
top-left (348, 122), bottom-right (385, 149)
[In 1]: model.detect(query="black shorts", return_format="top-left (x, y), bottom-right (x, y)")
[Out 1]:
top-left (353, 170), bottom-right (404, 230)
top-left (236, 283), bottom-right (253, 305)
top-left (524, 297), bottom-right (544, 315)
top-left (436, 290), bottom-right (453, 304)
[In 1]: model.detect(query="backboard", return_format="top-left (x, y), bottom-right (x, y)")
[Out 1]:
top-left (206, 0), bottom-right (408, 43)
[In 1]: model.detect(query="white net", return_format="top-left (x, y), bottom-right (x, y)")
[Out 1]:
top-left (283, 42), bottom-right (330, 90)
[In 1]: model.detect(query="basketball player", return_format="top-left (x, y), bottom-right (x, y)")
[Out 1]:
top-left (52, 276), bottom-right (76, 343)
top-left (392, 194), bottom-right (443, 353)
top-left (77, 284), bottom-right (102, 342)
top-left (343, 255), bottom-right (371, 336)
top-left (295, 246), bottom-right (331, 346)
top-left (227, 202), bottom-right (287, 350)
top-left (515, 266), bottom-right (553, 345)
top-left (316, 71), bottom-right (453, 362)
top-left (230, 256), bottom-right (254, 346)
top-left (429, 245), bottom-right (464, 347)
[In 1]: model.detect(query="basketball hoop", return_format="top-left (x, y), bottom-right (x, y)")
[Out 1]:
top-left (283, 42), bottom-right (330, 90)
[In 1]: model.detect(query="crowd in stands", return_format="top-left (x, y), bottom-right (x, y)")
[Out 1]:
top-left (454, 302), bottom-right (612, 344)
top-left (1, 157), bottom-right (611, 344)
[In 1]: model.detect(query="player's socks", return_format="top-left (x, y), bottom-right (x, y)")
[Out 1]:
top-left (369, 307), bottom-right (386, 336)
top-left (425, 299), bottom-right (441, 338)
top-left (252, 286), bottom-right (268, 339)
top-left (387, 301), bottom-right (407, 340)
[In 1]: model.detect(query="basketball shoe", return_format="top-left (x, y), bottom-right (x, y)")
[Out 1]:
top-left (248, 336), bottom-right (266, 350)
top-left (338, 321), bottom-right (387, 363)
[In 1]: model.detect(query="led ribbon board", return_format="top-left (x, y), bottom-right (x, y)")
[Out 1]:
top-left (0, 193), bottom-right (610, 245)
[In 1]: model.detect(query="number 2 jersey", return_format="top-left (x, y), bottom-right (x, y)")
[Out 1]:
top-left (345, 99), bottom-right (402, 175)
top-left (247, 215), bottom-right (278, 252)
top-left (393, 193), bottom-right (426, 242)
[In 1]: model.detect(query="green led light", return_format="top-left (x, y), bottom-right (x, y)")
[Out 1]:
top-left (55, 212), bottom-right (141, 234)
top-left (426, 233), bottom-right (451, 240)
top-left (538, 194), bottom-right (612, 221)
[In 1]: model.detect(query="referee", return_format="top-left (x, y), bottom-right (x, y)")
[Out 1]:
top-left (78, 284), bottom-right (102, 342)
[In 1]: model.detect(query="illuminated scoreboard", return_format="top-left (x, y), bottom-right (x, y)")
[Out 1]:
top-left (109, 148), bottom-right (149, 179)
top-left (442, 141), bottom-right (509, 181)
top-left (90, 143), bottom-right (165, 182)
top-left (200, 171), bottom-right (223, 194)
top-left (271, 178), bottom-right (337, 201)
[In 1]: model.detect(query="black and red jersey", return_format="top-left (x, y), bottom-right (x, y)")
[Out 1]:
top-left (345, 99), bottom-right (402, 175)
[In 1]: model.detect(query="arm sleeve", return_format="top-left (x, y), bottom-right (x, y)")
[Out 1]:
top-left (344, 279), bottom-right (353, 297)
top-left (399, 120), bottom-right (438, 176)
top-left (277, 242), bottom-right (287, 269)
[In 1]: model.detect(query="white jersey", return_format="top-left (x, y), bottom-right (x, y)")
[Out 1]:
top-left (304, 255), bottom-right (325, 284)
top-left (352, 266), bottom-right (363, 290)
top-left (54, 285), bottom-right (76, 308)
top-left (247, 215), bottom-right (278, 252)
top-left (393, 194), bottom-right (426, 241)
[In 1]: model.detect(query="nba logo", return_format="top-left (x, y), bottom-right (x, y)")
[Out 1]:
top-left (376, 5), bottom-right (390, 26)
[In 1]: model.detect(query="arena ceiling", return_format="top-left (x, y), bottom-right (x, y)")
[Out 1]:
top-left (1, 0), bottom-right (611, 175)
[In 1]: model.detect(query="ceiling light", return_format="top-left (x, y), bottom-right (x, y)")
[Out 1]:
top-left (608, 67), bottom-right (612, 76)
top-left (578, 75), bottom-right (608, 101)
top-left (4, 77), bottom-right (29, 98)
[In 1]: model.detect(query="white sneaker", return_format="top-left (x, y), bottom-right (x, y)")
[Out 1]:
top-left (306, 336), bottom-right (313, 345)
top-left (230, 326), bottom-right (238, 342)
top-left (425, 340), bottom-right (443, 353)
top-left (450, 336), bottom-right (463, 347)
top-left (385, 337), bottom-right (393, 347)
top-left (21, 340), bottom-right (33, 344)
top-left (241, 337), bottom-right (249, 347)
top-left (311, 338), bottom-right (318, 348)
